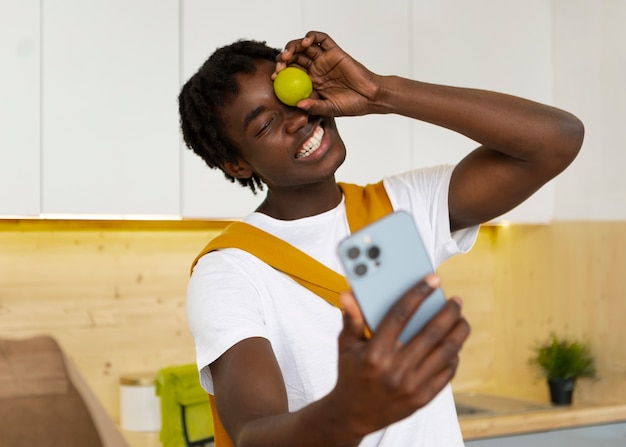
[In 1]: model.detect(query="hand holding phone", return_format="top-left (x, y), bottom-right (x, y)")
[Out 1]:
top-left (337, 211), bottom-right (446, 344)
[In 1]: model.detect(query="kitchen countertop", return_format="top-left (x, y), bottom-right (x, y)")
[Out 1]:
top-left (459, 400), bottom-right (626, 440)
top-left (121, 398), bottom-right (626, 446)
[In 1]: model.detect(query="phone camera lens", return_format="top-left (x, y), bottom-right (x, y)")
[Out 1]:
top-left (367, 245), bottom-right (380, 260)
top-left (354, 264), bottom-right (367, 276)
top-left (347, 246), bottom-right (360, 260)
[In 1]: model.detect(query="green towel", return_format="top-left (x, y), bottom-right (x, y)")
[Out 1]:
top-left (156, 364), bottom-right (214, 447)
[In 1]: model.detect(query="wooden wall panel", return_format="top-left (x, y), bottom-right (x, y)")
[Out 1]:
top-left (1, 220), bottom-right (625, 423)
top-left (438, 227), bottom-right (499, 392)
top-left (0, 221), bottom-right (223, 421)
top-left (486, 222), bottom-right (626, 403)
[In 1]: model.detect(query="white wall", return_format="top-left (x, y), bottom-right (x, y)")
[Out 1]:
top-left (42, 0), bottom-right (181, 217)
top-left (1, 0), bottom-right (623, 221)
top-left (552, 0), bottom-right (626, 220)
top-left (0, 0), bottom-right (40, 216)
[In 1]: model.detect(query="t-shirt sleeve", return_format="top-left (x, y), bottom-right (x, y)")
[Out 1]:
top-left (383, 165), bottom-right (479, 267)
top-left (187, 250), bottom-right (268, 393)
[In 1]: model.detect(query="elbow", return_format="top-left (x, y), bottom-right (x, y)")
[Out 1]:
top-left (553, 112), bottom-right (585, 171)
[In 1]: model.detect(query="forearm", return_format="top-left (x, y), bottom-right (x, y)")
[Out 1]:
top-left (213, 339), bottom-right (364, 447)
top-left (235, 394), bottom-right (362, 447)
top-left (371, 75), bottom-right (583, 166)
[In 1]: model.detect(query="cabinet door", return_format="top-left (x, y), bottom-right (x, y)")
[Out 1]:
top-left (180, 0), bottom-right (304, 218)
top-left (553, 1), bottom-right (626, 220)
top-left (303, 0), bottom-right (413, 187)
top-left (0, 0), bottom-right (40, 216)
top-left (410, 0), bottom-right (555, 223)
top-left (181, 0), bottom-right (411, 218)
top-left (41, 0), bottom-right (180, 217)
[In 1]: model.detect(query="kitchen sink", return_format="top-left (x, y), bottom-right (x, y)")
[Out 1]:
top-left (454, 392), bottom-right (553, 418)
top-left (455, 403), bottom-right (493, 416)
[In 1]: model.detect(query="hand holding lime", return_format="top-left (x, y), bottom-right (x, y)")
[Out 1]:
top-left (273, 67), bottom-right (313, 106)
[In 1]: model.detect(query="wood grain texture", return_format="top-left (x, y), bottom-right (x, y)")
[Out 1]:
top-left (0, 221), bottom-right (225, 422)
top-left (441, 222), bottom-right (626, 405)
top-left (1, 220), bottom-right (625, 425)
top-left (460, 402), bottom-right (626, 440)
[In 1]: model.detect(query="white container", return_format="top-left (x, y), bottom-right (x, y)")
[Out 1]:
top-left (119, 372), bottom-right (161, 432)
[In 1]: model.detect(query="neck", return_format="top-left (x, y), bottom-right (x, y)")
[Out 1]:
top-left (256, 181), bottom-right (342, 220)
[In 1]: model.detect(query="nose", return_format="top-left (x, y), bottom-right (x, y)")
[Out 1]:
top-left (283, 107), bottom-right (309, 134)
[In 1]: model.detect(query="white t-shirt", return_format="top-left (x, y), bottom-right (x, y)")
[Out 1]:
top-left (187, 165), bottom-right (479, 446)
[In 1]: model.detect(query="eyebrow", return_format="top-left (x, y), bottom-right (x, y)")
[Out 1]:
top-left (243, 105), bottom-right (266, 132)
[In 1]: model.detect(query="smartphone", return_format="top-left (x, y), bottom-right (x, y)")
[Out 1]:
top-left (337, 211), bottom-right (446, 344)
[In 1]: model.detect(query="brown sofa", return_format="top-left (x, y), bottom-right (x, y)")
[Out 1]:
top-left (0, 335), bottom-right (128, 446)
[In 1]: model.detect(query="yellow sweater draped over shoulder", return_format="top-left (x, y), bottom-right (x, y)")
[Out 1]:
top-left (190, 181), bottom-right (392, 447)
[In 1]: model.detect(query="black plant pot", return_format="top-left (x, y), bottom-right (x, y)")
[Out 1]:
top-left (548, 377), bottom-right (576, 405)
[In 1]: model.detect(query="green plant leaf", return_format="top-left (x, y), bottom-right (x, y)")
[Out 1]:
top-left (528, 333), bottom-right (597, 380)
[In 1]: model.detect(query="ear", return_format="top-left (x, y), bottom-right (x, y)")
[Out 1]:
top-left (223, 159), bottom-right (254, 179)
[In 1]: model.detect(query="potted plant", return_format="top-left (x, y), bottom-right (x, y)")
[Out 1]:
top-left (528, 333), bottom-right (597, 405)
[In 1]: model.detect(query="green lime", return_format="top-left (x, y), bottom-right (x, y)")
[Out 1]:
top-left (273, 67), bottom-right (313, 106)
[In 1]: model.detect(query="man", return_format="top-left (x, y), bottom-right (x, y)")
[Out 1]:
top-left (180, 31), bottom-right (583, 446)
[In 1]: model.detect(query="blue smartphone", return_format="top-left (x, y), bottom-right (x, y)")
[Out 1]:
top-left (337, 211), bottom-right (446, 344)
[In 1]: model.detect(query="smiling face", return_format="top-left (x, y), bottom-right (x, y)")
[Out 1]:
top-left (219, 59), bottom-right (347, 193)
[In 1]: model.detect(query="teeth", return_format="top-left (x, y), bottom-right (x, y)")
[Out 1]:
top-left (296, 126), bottom-right (324, 158)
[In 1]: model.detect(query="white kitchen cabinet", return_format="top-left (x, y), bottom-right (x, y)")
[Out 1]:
top-left (0, 0), bottom-right (40, 216)
top-left (303, 1), bottom-right (557, 224)
top-left (302, 0), bottom-right (413, 187)
top-left (41, 0), bottom-right (180, 217)
top-left (180, 0), bottom-right (412, 218)
top-left (180, 0), bottom-right (303, 218)
top-left (552, 0), bottom-right (626, 220)
top-left (181, 0), bottom-right (557, 221)
top-left (1, 0), bottom-right (586, 222)
top-left (409, 0), bottom-right (555, 223)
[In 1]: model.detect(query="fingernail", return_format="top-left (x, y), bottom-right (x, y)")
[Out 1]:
top-left (450, 296), bottom-right (463, 308)
top-left (425, 274), bottom-right (440, 289)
